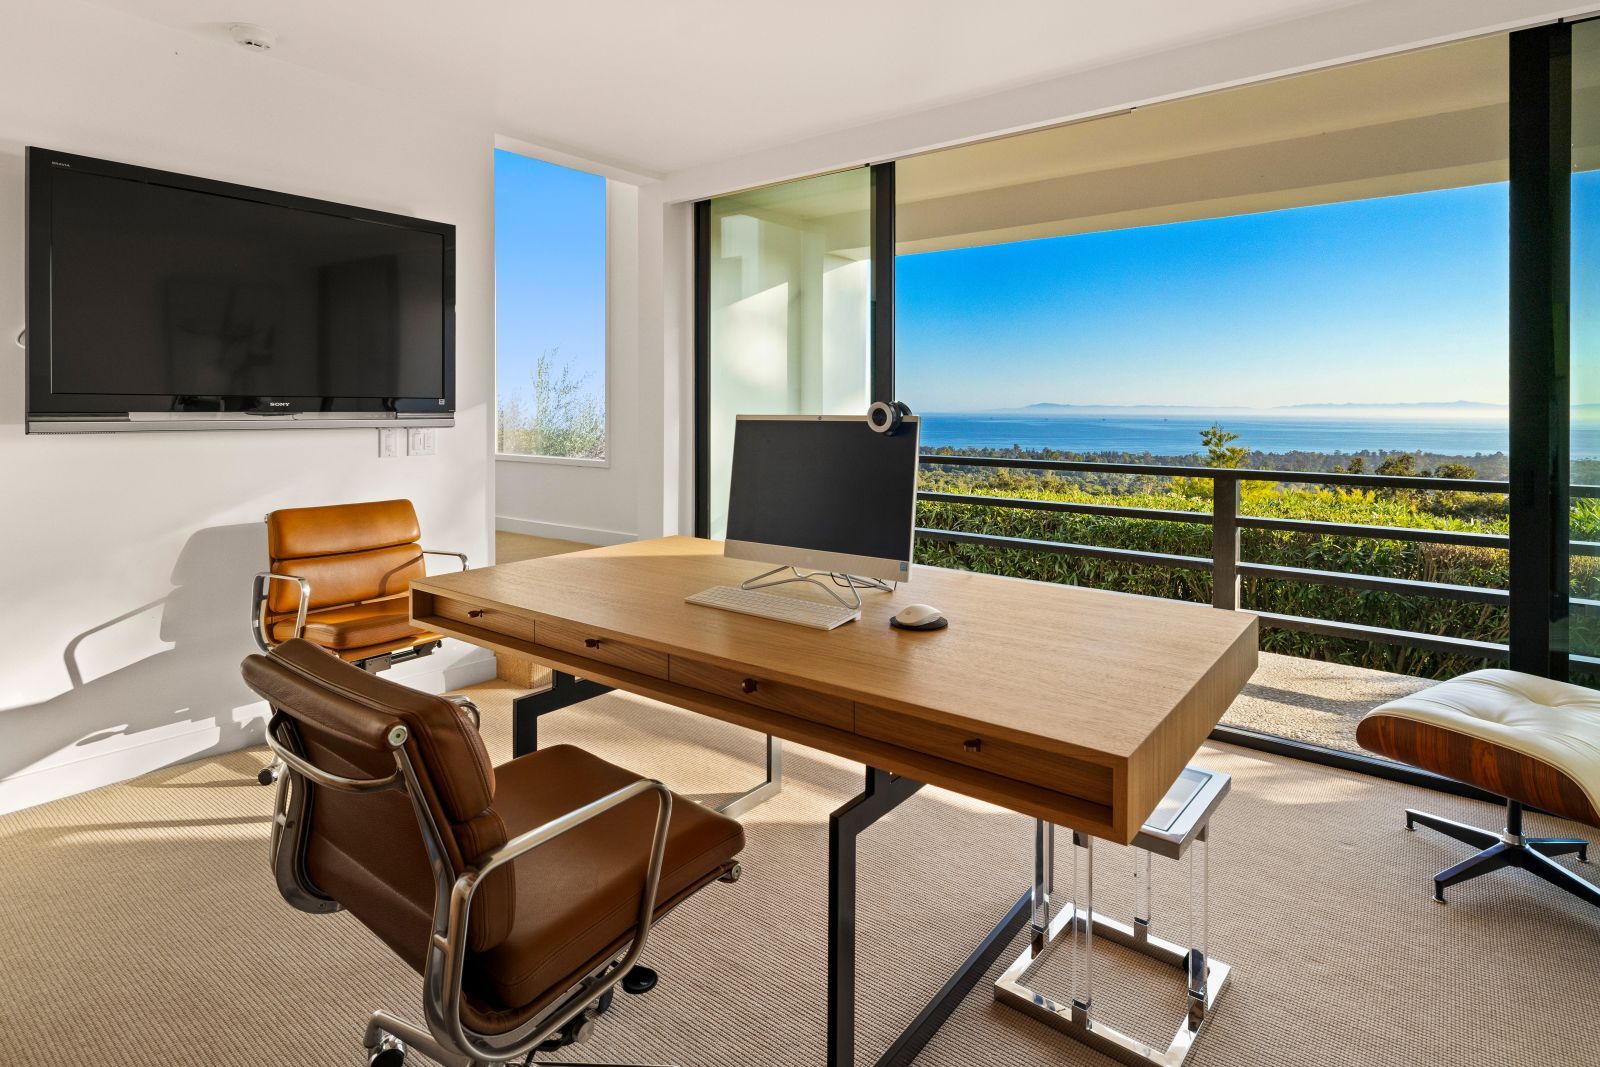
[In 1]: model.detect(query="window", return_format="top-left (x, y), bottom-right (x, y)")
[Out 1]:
top-left (495, 149), bottom-right (607, 460)
top-left (893, 36), bottom-right (1511, 755)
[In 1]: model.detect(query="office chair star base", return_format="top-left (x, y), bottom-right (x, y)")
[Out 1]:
top-left (363, 1008), bottom-right (678, 1067)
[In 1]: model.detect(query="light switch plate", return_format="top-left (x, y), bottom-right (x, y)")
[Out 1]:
top-left (378, 427), bottom-right (401, 458)
top-left (407, 427), bottom-right (436, 456)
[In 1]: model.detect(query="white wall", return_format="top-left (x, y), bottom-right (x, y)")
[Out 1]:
top-left (496, 181), bottom-right (641, 545)
top-left (0, 2), bottom-right (497, 814)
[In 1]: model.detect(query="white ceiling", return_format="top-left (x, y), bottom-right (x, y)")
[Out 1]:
top-left (80, 0), bottom-right (1376, 177)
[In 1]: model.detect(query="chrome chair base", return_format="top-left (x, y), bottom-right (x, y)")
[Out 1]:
top-left (1406, 802), bottom-right (1598, 907)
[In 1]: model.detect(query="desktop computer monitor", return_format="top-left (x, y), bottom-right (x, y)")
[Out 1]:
top-left (724, 414), bottom-right (920, 583)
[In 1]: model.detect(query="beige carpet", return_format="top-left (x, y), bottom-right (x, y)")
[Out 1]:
top-left (2, 680), bottom-right (1597, 1067)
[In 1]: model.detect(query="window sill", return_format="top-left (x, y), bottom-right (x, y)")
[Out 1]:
top-left (496, 452), bottom-right (610, 469)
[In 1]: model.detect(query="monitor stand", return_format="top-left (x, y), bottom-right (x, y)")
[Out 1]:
top-left (740, 565), bottom-right (896, 611)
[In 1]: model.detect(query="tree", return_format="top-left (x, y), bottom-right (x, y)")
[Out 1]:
top-left (496, 350), bottom-right (606, 459)
top-left (1433, 462), bottom-right (1477, 480)
top-left (1375, 453), bottom-right (1418, 478)
top-left (1200, 424), bottom-right (1250, 469)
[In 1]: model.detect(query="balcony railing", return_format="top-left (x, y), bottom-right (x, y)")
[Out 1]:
top-left (914, 454), bottom-right (1600, 665)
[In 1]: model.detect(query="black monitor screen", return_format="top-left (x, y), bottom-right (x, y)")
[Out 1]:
top-left (41, 165), bottom-right (446, 402)
top-left (726, 417), bottom-right (920, 568)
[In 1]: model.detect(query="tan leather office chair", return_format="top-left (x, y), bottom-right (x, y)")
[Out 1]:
top-left (242, 640), bottom-right (746, 1067)
top-left (252, 499), bottom-right (467, 786)
top-left (252, 498), bottom-right (466, 669)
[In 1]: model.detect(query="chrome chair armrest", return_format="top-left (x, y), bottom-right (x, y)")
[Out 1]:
top-left (422, 549), bottom-right (470, 572)
top-left (445, 695), bottom-right (481, 730)
top-left (252, 572), bottom-right (310, 652)
top-left (263, 722), bottom-right (406, 794)
top-left (419, 774), bottom-right (673, 1063)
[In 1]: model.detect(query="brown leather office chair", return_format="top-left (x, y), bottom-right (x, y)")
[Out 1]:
top-left (242, 640), bottom-right (746, 1067)
top-left (252, 498), bottom-right (466, 670)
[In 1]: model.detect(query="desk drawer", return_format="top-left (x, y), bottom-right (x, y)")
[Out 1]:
top-left (539, 619), bottom-right (669, 680)
top-left (670, 656), bottom-right (854, 731)
top-left (430, 596), bottom-right (539, 643)
top-left (856, 703), bottom-right (1113, 805)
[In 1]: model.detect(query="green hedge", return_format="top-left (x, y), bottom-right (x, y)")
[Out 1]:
top-left (913, 474), bottom-right (1600, 679)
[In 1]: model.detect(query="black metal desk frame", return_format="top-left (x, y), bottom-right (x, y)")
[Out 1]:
top-left (513, 680), bottom-right (1034, 1067)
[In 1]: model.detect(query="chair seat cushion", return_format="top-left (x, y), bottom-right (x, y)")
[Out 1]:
top-left (471, 744), bottom-right (744, 1022)
top-left (272, 600), bottom-right (423, 650)
top-left (1357, 669), bottom-right (1600, 826)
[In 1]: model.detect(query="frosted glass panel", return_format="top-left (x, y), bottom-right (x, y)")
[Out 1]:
top-left (706, 169), bottom-right (871, 538)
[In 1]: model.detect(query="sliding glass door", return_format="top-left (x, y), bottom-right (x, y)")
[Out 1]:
top-left (697, 168), bottom-right (874, 538)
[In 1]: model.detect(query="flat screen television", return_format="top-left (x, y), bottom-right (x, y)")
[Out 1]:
top-left (25, 148), bottom-right (454, 433)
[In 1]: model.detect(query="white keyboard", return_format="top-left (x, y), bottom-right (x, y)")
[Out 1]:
top-left (685, 585), bottom-right (861, 630)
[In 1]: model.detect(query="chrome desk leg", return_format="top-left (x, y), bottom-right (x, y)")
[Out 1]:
top-left (715, 734), bottom-right (784, 818)
top-left (995, 821), bottom-right (1232, 1067)
top-left (514, 672), bottom-right (784, 816)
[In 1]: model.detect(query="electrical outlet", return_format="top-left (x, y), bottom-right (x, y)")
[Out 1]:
top-left (378, 427), bottom-right (401, 458)
top-left (407, 427), bottom-right (436, 456)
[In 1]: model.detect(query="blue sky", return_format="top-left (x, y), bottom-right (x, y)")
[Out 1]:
top-left (896, 182), bottom-right (1514, 413)
top-left (494, 149), bottom-right (606, 411)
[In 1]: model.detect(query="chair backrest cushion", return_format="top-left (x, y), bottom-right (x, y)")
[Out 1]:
top-left (266, 499), bottom-right (426, 613)
top-left (242, 640), bottom-right (516, 964)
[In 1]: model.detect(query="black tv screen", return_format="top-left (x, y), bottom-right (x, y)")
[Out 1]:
top-left (26, 148), bottom-right (454, 432)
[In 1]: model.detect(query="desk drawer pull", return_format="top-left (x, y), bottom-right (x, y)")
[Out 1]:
top-left (585, 637), bottom-right (602, 649)
top-left (667, 656), bottom-right (852, 731)
top-left (963, 737), bottom-right (983, 753)
top-left (468, 609), bottom-right (486, 619)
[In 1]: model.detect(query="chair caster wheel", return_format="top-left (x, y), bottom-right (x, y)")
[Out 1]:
top-left (595, 988), bottom-right (615, 1015)
top-left (621, 964), bottom-right (657, 995)
top-left (367, 1033), bottom-right (405, 1066)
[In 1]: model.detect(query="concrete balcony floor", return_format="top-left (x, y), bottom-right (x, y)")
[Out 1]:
top-left (1224, 650), bottom-right (1434, 755)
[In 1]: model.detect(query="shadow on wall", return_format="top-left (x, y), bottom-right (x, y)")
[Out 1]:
top-left (0, 522), bottom-right (269, 795)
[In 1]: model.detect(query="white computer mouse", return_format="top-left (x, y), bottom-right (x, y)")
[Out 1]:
top-left (891, 603), bottom-right (948, 631)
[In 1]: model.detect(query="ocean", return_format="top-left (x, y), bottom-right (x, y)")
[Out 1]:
top-left (916, 412), bottom-right (1588, 458)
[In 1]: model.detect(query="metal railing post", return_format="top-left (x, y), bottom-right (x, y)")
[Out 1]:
top-left (1211, 474), bottom-right (1240, 611)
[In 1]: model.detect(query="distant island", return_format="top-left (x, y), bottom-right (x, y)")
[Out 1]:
top-left (986, 400), bottom-right (1508, 418)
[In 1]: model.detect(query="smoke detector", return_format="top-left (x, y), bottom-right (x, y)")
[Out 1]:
top-left (228, 23), bottom-right (277, 52)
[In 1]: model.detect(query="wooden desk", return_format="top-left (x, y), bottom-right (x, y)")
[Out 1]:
top-left (413, 536), bottom-right (1256, 1066)
top-left (412, 535), bottom-right (1256, 844)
